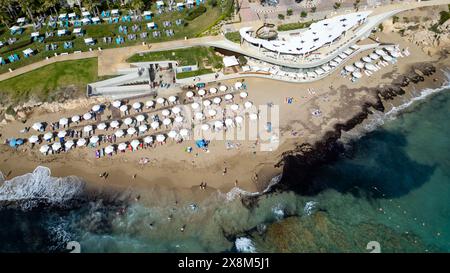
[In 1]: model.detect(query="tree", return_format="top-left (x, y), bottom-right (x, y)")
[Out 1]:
top-left (40, 0), bottom-right (59, 16)
top-left (0, 9), bottom-right (12, 28)
top-left (311, 6), bottom-right (316, 13)
top-left (278, 14), bottom-right (285, 20)
top-left (353, 0), bottom-right (361, 10)
top-left (301, 11), bottom-right (307, 18)
top-left (333, 2), bottom-right (341, 10)
top-left (130, 0), bottom-right (145, 13)
top-left (287, 9), bottom-right (293, 16)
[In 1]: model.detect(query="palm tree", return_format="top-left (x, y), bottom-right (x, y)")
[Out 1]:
top-left (0, 8), bottom-right (12, 28)
top-left (18, 0), bottom-right (37, 22)
top-left (130, 0), bottom-right (144, 14)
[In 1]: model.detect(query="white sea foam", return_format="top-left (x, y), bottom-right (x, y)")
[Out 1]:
top-left (272, 203), bottom-right (285, 220)
top-left (0, 166), bottom-right (85, 210)
top-left (235, 237), bottom-right (257, 253)
top-left (304, 201), bottom-right (317, 216)
top-left (224, 174), bottom-right (282, 201)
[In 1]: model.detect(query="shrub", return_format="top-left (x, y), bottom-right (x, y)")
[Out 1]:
top-left (287, 9), bottom-right (293, 16)
top-left (208, 0), bottom-right (217, 7)
top-left (44, 35), bottom-right (76, 43)
top-left (278, 14), bottom-right (285, 20)
top-left (186, 5), bottom-right (207, 21)
top-left (301, 11), bottom-right (307, 18)
top-left (0, 39), bottom-right (33, 54)
top-left (238, 55), bottom-right (247, 65)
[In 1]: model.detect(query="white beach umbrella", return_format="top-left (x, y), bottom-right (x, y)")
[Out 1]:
top-left (370, 53), bottom-right (380, 60)
top-left (208, 109), bottom-right (217, 117)
top-left (110, 120), bottom-right (120, 128)
top-left (225, 118), bottom-right (233, 127)
top-left (124, 117), bottom-right (134, 126)
top-left (235, 116), bottom-right (243, 124)
top-left (214, 121), bottom-right (223, 129)
top-left (384, 46), bottom-right (395, 52)
top-left (352, 71), bottom-right (362, 78)
top-left (59, 118), bottom-right (69, 126)
top-left (118, 142), bottom-right (127, 151)
top-left (28, 135), bottom-right (39, 143)
top-left (143, 136), bottom-right (154, 144)
top-left (195, 112), bottom-right (204, 121)
top-left (382, 55), bottom-right (393, 62)
top-left (234, 82), bottom-right (242, 89)
top-left (105, 145), bottom-right (114, 154)
top-left (97, 123), bottom-right (107, 130)
top-left (168, 130), bottom-right (178, 139)
top-left (90, 136), bottom-right (99, 144)
top-left (156, 134), bottom-right (166, 142)
top-left (115, 130), bottom-right (125, 137)
top-left (76, 138), bottom-right (87, 146)
top-left (239, 92), bottom-right (248, 98)
top-left (249, 113), bottom-right (258, 120)
top-left (172, 106), bottom-right (181, 114)
top-left (161, 109), bottom-right (171, 116)
top-left (168, 96), bottom-right (177, 103)
top-left (390, 51), bottom-right (400, 58)
top-left (198, 89), bottom-right (206, 96)
top-left (64, 140), bottom-right (74, 150)
top-left (83, 112), bottom-right (92, 120)
top-left (230, 104), bottom-right (239, 111)
top-left (92, 104), bottom-right (101, 112)
top-left (71, 115), bottom-right (80, 123)
top-left (201, 124), bottom-right (210, 131)
top-left (162, 118), bottom-right (172, 126)
top-left (186, 91), bottom-right (194, 98)
top-left (365, 63), bottom-right (376, 71)
top-left (40, 145), bottom-right (50, 154)
top-left (57, 131), bottom-right (67, 138)
top-left (362, 56), bottom-right (372, 63)
top-left (136, 114), bottom-right (146, 122)
top-left (145, 100), bottom-right (155, 108)
top-left (83, 125), bottom-right (93, 133)
top-left (179, 128), bottom-right (189, 137)
top-left (213, 97), bottom-right (221, 104)
top-left (354, 61), bottom-right (364, 69)
top-left (138, 124), bottom-right (148, 132)
top-left (119, 105), bottom-right (128, 112)
top-left (112, 100), bottom-right (122, 108)
top-left (175, 116), bottom-right (184, 123)
top-left (191, 102), bottom-right (200, 110)
top-left (43, 132), bottom-right (53, 141)
top-left (203, 100), bottom-right (211, 107)
top-left (209, 88), bottom-right (217, 94)
top-left (219, 85), bottom-right (227, 92)
top-left (150, 121), bottom-right (160, 129)
top-left (244, 101), bottom-right (253, 109)
top-left (127, 127), bottom-right (136, 135)
top-left (132, 102), bottom-right (142, 110)
top-left (156, 97), bottom-right (165, 105)
top-left (224, 94), bottom-right (233, 101)
top-left (344, 65), bottom-right (355, 72)
top-left (375, 49), bottom-right (387, 56)
top-left (32, 122), bottom-right (43, 131)
top-left (52, 142), bottom-right (62, 151)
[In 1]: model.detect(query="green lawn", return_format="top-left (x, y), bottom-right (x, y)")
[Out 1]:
top-left (176, 68), bottom-right (213, 79)
top-left (224, 31), bottom-right (241, 43)
top-left (0, 0), bottom-right (232, 74)
top-left (277, 20), bottom-right (315, 31)
top-left (0, 58), bottom-right (98, 105)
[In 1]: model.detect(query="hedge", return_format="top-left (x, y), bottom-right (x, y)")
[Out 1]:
top-left (0, 39), bottom-right (33, 54)
top-left (44, 35), bottom-right (76, 43)
top-left (186, 5), bottom-right (207, 21)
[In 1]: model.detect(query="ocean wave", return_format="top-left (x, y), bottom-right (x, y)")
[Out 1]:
top-left (0, 166), bottom-right (86, 210)
top-left (224, 174), bottom-right (282, 201)
top-left (235, 237), bottom-right (257, 253)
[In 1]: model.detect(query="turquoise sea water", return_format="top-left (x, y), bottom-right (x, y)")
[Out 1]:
top-left (0, 87), bottom-right (449, 253)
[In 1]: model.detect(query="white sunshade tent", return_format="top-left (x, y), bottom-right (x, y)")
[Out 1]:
top-left (68, 13), bottom-right (77, 18)
top-left (156, 1), bottom-right (165, 6)
top-left (23, 48), bottom-right (34, 55)
top-left (84, 38), bottom-right (94, 44)
top-left (82, 11), bottom-right (91, 17)
top-left (92, 17), bottom-right (101, 23)
top-left (73, 28), bottom-right (82, 34)
top-left (223, 56), bottom-right (239, 67)
top-left (31, 32), bottom-right (40, 38)
top-left (143, 11), bottom-right (152, 16)
top-left (111, 9), bottom-right (119, 15)
top-left (17, 17), bottom-right (26, 23)
top-left (57, 29), bottom-right (67, 35)
top-left (147, 22), bottom-right (156, 28)
top-left (58, 13), bottom-right (67, 19)
top-left (81, 18), bottom-right (91, 24)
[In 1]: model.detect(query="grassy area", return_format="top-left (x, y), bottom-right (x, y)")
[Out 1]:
top-left (0, 1), bottom-right (232, 74)
top-left (224, 31), bottom-right (241, 43)
top-left (277, 20), bottom-right (314, 31)
top-left (176, 68), bottom-right (213, 79)
top-left (0, 58), bottom-right (98, 104)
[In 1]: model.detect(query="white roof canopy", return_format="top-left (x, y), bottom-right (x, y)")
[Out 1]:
top-left (223, 56), bottom-right (239, 67)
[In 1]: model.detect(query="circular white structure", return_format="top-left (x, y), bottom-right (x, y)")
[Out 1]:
top-left (195, 112), bottom-right (204, 121)
top-left (235, 82), bottom-right (243, 89)
top-left (43, 132), bottom-right (53, 141)
top-left (138, 124), bottom-right (148, 132)
top-left (32, 122), bottom-right (43, 131)
top-left (225, 118), bottom-right (233, 127)
top-left (76, 138), bottom-right (87, 146)
top-left (172, 106), bottom-right (181, 114)
top-left (57, 131), bottom-right (67, 138)
top-left (59, 118), bottom-right (69, 126)
top-left (382, 55), bottom-right (393, 62)
top-left (370, 53), bottom-right (380, 60)
top-left (244, 101), bottom-right (253, 109)
top-left (186, 91), bottom-right (194, 98)
top-left (375, 49), bottom-right (387, 56)
top-left (344, 65), bottom-right (356, 72)
top-left (136, 114), bottom-right (146, 122)
top-left (119, 105), bottom-right (128, 112)
top-left (83, 125), bottom-right (93, 132)
top-left (92, 104), bottom-right (101, 112)
top-left (208, 109), bottom-right (217, 117)
top-left (354, 61), bottom-right (364, 69)
top-left (162, 118), bottom-right (172, 126)
top-left (52, 142), bottom-right (62, 151)
top-left (144, 136), bottom-right (153, 144)
top-left (112, 100), bottom-right (122, 108)
top-left (239, 92), bottom-right (248, 98)
top-left (352, 71), bottom-right (362, 78)
top-left (362, 56), bottom-right (372, 63)
top-left (191, 102), bottom-right (200, 110)
top-left (83, 113), bottom-right (92, 120)
top-left (40, 145), bottom-right (50, 154)
top-left (235, 116), bottom-right (243, 124)
top-left (28, 135), bottom-right (39, 143)
top-left (146, 100), bottom-right (155, 108)
top-left (201, 124), bottom-right (210, 131)
top-left (124, 117), bottom-right (134, 125)
top-left (179, 128), bottom-right (189, 137)
top-left (249, 113), bottom-right (258, 120)
top-left (198, 89), bottom-right (206, 96)
top-left (390, 51), bottom-right (400, 58)
top-left (168, 96), bottom-right (177, 103)
top-left (114, 130), bottom-right (125, 138)
top-left (97, 123), bottom-right (107, 130)
top-left (132, 102), bottom-right (142, 110)
top-left (214, 121), bottom-right (223, 129)
top-left (71, 115), bottom-right (80, 123)
top-left (230, 104), bottom-right (239, 111)
top-left (365, 63), bottom-right (376, 71)
top-left (110, 120), bottom-right (120, 128)
top-left (224, 94), bottom-right (233, 101)
top-left (213, 97), bottom-right (222, 104)
top-left (156, 134), bottom-right (166, 142)
top-left (219, 85), bottom-right (227, 92)
top-left (156, 97), bottom-right (165, 105)
top-left (127, 127), bottom-right (136, 135)
top-left (161, 109), bottom-right (171, 116)
top-left (175, 116), bottom-right (184, 123)
top-left (90, 136), bottom-right (99, 143)
top-left (65, 140), bottom-right (75, 150)
top-left (203, 100), bottom-right (211, 107)
top-left (130, 139), bottom-right (140, 149)
top-left (168, 130), bottom-right (178, 138)
top-left (105, 145), bottom-right (114, 154)
top-left (118, 143), bottom-right (127, 151)
top-left (209, 88), bottom-right (217, 94)
top-left (150, 121), bottom-right (160, 129)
